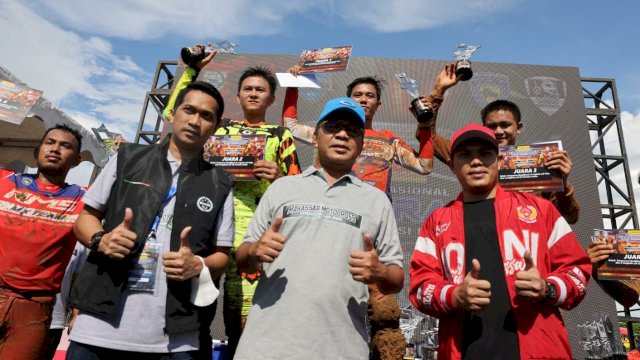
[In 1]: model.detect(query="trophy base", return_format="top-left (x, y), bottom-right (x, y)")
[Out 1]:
top-left (411, 98), bottom-right (434, 124)
top-left (181, 47), bottom-right (204, 66)
top-left (456, 67), bottom-right (473, 81)
top-left (455, 59), bottom-right (473, 81)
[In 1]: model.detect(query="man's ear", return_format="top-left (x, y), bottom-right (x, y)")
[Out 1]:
top-left (446, 158), bottom-right (454, 171)
top-left (267, 94), bottom-right (275, 107)
top-left (33, 146), bottom-right (40, 161)
top-left (72, 154), bottom-right (82, 168)
top-left (167, 110), bottom-right (174, 124)
top-left (376, 101), bottom-right (382, 111)
top-left (312, 132), bottom-right (318, 148)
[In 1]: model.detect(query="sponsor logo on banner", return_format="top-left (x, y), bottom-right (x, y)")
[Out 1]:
top-left (524, 76), bottom-right (566, 116)
top-left (200, 70), bottom-right (226, 90)
top-left (517, 205), bottom-right (538, 224)
top-left (469, 72), bottom-right (510, 108)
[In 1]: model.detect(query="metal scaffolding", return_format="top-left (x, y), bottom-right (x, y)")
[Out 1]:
top-left (134, 60), bottom-right (178, 145)
top-left (582, 77), bottom-right (639, 349)
top-left (133, 63), bottom-right (640, 347)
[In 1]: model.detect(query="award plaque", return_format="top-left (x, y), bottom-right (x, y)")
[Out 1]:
top-left (453, 44), bottom-right (481, 81)
top-left (394, 72), bottom-right (433, 123)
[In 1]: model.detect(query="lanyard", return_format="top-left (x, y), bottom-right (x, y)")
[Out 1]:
top-left (149, 184), bottom-right (177, 234)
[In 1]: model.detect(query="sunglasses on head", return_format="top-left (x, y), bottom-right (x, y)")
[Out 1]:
top-left (321, 121), bottom-right (364, 138)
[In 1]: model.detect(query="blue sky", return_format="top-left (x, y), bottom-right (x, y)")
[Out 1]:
top-left (1, 0), bottom-right (639, 194)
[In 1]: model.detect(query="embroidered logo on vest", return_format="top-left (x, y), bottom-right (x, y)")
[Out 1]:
top-left (197, 196), bottom-right (214, 212)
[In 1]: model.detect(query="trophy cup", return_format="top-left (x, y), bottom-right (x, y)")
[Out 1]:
top-left (453, 44), bottom-right (481, 81)
top-left (181, 40), bottom-right (238, 66)
top-left (394, 73), bottom-right (433, 123)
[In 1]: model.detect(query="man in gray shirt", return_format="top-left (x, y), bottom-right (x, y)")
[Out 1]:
top-left (68, 81), bottom-right (234, 359)
top-left (234, 97), bottom-right (404, 359)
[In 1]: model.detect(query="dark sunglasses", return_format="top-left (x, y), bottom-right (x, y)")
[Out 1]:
top-left (321, 121), bottom-right (364, 138)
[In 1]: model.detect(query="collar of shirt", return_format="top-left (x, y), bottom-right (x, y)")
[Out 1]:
top-left (302, 166), bottom-right (363, 188)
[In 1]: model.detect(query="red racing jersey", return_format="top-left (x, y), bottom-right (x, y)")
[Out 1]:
top-left (409, 186), bottom-right (591, 359)
top-left (0, 169), bottom-right (85, 294)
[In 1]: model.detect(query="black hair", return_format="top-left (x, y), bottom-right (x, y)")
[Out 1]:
top-left (174, 81), bottom-right (225, 121)
top-left (346, 76), bottom-right (385, 101)
top-left (481, 100), bottom-right (522, 124)
top-left (41, 124), bottom-right (82, 152)
top-left (237, 66), bottom-right (277, 95)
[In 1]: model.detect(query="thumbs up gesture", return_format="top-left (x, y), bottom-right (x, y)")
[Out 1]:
top-left (348, 233), bottom-right (382, 284)
top-left (453, 259), bottom-right (491, 311)
top-left (163, 226), bottom-right (203, 281)
top-left (515, 250), bottom-right (547, 300)
top-left (250, 217), bottom-right (286, 263)
top-left (100, 208), bottom-right (137, 260)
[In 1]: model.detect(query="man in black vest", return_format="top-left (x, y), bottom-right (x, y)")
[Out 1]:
top-left (68, 81), bottom-right (234, 360)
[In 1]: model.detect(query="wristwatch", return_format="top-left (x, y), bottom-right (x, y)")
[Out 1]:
top-left (545, 281), bottom-right (558, 301)
top-left (88, 231), bottom-right (105, 253)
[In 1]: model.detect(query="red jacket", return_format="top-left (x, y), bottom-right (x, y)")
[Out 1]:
top-left (409, 186), bottom-right (591, 359)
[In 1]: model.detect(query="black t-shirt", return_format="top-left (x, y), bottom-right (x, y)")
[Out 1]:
top-left (461, 199), bottom-right (520, 359)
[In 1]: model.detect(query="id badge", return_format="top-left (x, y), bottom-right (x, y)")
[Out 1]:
top-left (127, 232), bottom-right (162, 293)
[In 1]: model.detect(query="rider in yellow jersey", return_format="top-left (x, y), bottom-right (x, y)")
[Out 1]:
top-left (164, 45), bottom-right (300, 358)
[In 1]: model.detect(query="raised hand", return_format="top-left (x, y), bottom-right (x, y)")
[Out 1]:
top-left (515, 250), bottom-right (546, 300)
top-left (544, 150), bottom-right (573, 181)
top-left (250, 217), bottom-right (286, 263)
top-left (190, 43), bottom-right (217, 70)
top-left (288, 64), bottom-right (302, 76)
top-left (434, 63), bottom-right (460, 94)
top-left (100, 208), bottom-right (137, 260)
top-left (453, 259), bottom-right (491, 311)
top-left (253, 160), bottom-right (280, 182)
top-left (348, 233), bottom-right (382, 284)
top-left (162, 226), bottom-right (203, 281)
top-left (587, 241), bottom-right (614, 268)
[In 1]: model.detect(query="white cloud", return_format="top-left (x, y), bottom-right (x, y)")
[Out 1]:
top-left (338, 0), bottom-right (522, 33)
top-left (20, 0), bottom-right (523, 40)
top-left (26, 0), bottom-right (313, 40)
top-left (0, 0), bottom-right (150, 143)
top-left (621, 111), bottom-right (640, 220)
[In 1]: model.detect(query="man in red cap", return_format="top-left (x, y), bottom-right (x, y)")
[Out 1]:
top-left (409, 123), bottom-right (591, 359)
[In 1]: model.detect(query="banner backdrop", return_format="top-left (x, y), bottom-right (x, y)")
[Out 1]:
top-left (181, 53), bottom-right (612, 357)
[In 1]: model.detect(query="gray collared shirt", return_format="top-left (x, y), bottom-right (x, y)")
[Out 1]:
top-left (235, 166), bottom-right (403, 360)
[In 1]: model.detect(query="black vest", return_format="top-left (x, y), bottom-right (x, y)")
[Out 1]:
top-left (69, 138), bottom-right (232, 334)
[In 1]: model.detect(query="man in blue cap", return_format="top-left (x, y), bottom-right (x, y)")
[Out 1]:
top-left (233, 97), bottom-right (404, 359)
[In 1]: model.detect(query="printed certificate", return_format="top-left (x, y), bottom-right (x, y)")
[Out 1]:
top-left (0, 79), bottom-right (42, 125)
top-left (498, 141), bottom-right (564, 192)
top-left (204, 134), bottom-right (266, 180)
top-left (298, 46), bottom-right (352, 73)
top-left (593, 229), bottom-right (640, 281)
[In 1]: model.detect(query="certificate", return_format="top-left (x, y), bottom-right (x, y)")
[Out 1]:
top-left (593, 229), bottom-right (640, 281)
top-left (498, 141), bottom-right (564, 192)
top-left (204, 134), bottom-right (266, 181)
top-left (298, 45), bottom-right (352, 73)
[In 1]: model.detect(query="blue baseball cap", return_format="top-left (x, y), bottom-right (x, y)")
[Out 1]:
top-left (317, 97), bottom-right (366, 128)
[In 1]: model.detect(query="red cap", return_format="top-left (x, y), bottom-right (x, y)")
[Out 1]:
top-left (450, 123), bottom-right (499, 155)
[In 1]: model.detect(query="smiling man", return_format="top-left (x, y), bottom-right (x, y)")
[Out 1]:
top-left (432, 99), bottom-right (580, 224)
top-left (410, 123), bottom-right (591, 359)
top-left (68, 81), bottom-right (235, 359)
top-left (282, 64), bottom-right (459, 359)
top-left (0, 124), bottom-right (84, 359)
top-left (163, 46), bottom-right (302, 357)
top-left (234, 97), bottom-right (404, 359)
